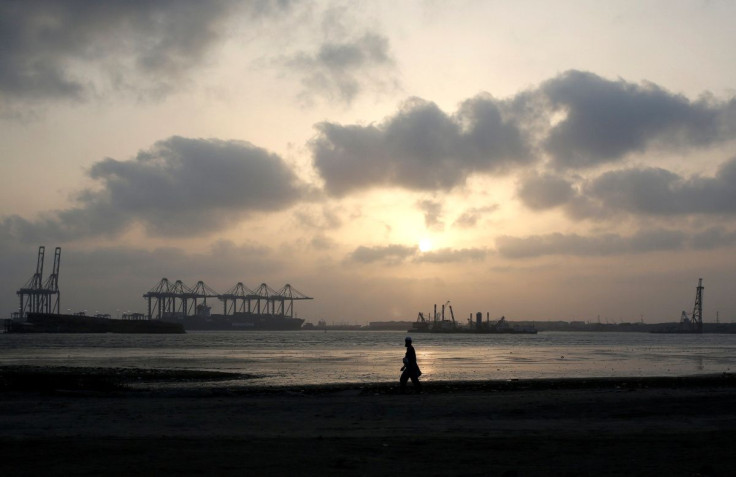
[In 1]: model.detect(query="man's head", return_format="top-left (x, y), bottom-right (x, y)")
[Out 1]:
top-left (405, 336), bottom-right (412, 346)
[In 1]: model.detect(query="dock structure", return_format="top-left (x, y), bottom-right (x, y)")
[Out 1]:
top-left (143, 278), bottom-right (313, 320)
top-left (16, 246), bottom-right (61, 318)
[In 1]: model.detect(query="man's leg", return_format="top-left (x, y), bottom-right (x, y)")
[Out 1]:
top-left (400, 370), bottom-right (409, 392)
top-left (410, 374), bottom-right (421, 393)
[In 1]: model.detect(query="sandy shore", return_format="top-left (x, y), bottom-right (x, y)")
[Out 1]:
top-left (2, 367), bottom-right (736, 476)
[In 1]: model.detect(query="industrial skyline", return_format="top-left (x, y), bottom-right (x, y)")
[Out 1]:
top-left (2, 1), bottom-right (736, 324)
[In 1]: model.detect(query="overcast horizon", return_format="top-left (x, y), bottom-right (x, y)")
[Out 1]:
top-left (2, 0), bottom-right (736, 324)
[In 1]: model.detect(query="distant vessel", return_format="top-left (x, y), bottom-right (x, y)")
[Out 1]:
top-left (410, 303), bottom-right (537, 334)
top-left (4, 312), bottom-right (185, 334)
top-left (162, 313), bottom-right (304, 331)
top-left (465, 314), bottom-right (537, 334)
top-left (159, 304), bottom-right (304, 331)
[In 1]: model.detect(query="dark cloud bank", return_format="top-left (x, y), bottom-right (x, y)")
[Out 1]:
top-left (312, 70), bottom-right (736, 197)
top-left (516, 157), bottom-right (736, 219)
top-left (1, 1), bottom-right (397, 115)
top-left (0, 0), bottom-right (293, 113)
top-left (3, 70), bottom-right (736, 260)
top-left (540, 71), bottom-right (734, 169)
top-left (1, 137), bottom-right (309, 241)
top-left (308, 70), bottom-right (736, 260)
top-left (311, 96), bottom-right (532, 196)
top-left (495, 226), bottom-right (736, 259)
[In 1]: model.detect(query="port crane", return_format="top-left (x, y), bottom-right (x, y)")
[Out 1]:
top-left (186, 280), bottom-right (220, 315)
top-left (220, 282), bottom-right (254, 315)
top-left (143, 278), bottom-right (313, 319)
top-left (679, 278), bottom-right (704, 333)
top-left (43, 247), bottom-right (62, 314)
top-left (16, 246), bottom-right (61, 318)
top-left (273, 284), bottom-right (313, 318)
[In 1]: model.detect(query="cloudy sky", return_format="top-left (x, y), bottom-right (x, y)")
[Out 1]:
top-left (2, 0), bottom-right (736, 324)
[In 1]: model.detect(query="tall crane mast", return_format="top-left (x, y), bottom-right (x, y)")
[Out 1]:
top-left (679, 278), bottom-right (704, 333)
top-left (691, 278), bottom-right (703, 333)
top-left (42, 247), bottom-right (61, 314)
top-left (17, 246), bottom-right (45, 318)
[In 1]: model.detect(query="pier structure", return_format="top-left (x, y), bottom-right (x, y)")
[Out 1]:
top-left (143, 278), bottom-right (313, 319)
top-left (16, 246), bottom-right (61, 318)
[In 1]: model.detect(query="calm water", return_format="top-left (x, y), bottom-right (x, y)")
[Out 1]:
top-left (2, 331), bottom-right (736, 387)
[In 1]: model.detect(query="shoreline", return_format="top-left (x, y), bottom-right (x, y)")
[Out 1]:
top-left (3, 364), bottom-right (736, 394)
top-left (3, 366), bottom-right (736, 475)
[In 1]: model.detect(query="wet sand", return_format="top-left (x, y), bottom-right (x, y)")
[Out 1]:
top-left (2, 366), bottom-right (736, 476)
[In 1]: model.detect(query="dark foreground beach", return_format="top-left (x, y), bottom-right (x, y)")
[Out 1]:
top-left (2, 367), bottom-right (736, 476)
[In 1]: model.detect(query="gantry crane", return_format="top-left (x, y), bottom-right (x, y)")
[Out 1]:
top-left (16, 246), bottom-right (61, 318)
top-left (144, 278), bottom-right (313, 319)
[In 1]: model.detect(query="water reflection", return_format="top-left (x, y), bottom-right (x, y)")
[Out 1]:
top-left (2, 331), bottom-right (736, 386)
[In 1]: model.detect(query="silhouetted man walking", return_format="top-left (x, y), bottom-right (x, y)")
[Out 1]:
top-left (400, 336), bottom-right (422, 393)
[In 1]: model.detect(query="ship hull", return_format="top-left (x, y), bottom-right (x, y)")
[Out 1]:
top-left (163, 313), bottom-right (305, 331)
top-left (409, 327), bottom-right (537, 334)
top-left (4, 313), bottom-right (185, 334)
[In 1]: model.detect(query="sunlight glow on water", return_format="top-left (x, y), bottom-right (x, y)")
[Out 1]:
top-left (2, 331), bottom-right (736, 386)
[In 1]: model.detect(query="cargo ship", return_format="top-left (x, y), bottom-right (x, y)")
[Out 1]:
top-left (163, 313), bottom-right (304, 331)
top-left (159, 305), bottom-right (304, 331)
top-left (4, 312), bottom-right (185, 334)
top-left (145, 280), bottom-right (311, 331)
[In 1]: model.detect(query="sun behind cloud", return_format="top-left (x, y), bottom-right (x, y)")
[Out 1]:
top-left (419, 238), bottom-right (433, 252)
